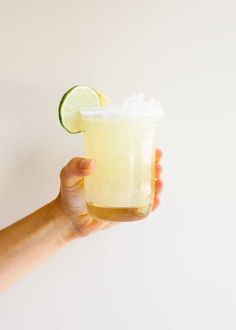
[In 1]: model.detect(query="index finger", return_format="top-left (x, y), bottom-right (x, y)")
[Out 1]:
top-left (155, 149), bottom-right (163, 163)
top-left (60, 157), bottom-right (96, 189)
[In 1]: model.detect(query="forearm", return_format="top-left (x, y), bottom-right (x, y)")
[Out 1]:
top-left (0, 200), bottom-right (73, 292)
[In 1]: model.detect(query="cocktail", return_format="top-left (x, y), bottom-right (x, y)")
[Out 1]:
top-left (59, 86), bottom-right (164, 222)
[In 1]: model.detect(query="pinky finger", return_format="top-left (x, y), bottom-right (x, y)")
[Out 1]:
top-left (152, 196), bottom-right (161, 211)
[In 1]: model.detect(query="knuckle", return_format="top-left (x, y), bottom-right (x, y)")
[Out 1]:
top-left (60, 167), bottom-right (65, 179)
top-left (68, 157), bottom-right (82, 168)
top-left (60, 166), bottom-right (68, 181)
top-left (60, 157), bottom-right (81, 181)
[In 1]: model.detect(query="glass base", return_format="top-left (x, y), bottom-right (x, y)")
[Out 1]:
top-left (86, 202), bottom-right (152, 222)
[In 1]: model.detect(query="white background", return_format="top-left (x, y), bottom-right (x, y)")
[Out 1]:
top-left (0, 1), bottom-right (236, 329)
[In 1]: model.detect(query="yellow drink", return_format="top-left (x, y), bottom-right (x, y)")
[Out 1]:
top-left (82, 111), bottom-right (158, 222)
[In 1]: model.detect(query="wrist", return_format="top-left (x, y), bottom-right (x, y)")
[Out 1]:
top-left (49, 199), bottom-right (78, 243)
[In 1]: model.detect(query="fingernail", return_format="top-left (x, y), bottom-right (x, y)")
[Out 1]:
top-left (80, 159), bottom-right (95, 169)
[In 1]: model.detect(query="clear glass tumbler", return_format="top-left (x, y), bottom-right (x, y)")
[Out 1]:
top-left (82, 110), bottom-right (159, 222)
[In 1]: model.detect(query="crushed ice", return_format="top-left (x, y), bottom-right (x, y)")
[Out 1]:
top-left (121, 94), bottom-right (164, 120)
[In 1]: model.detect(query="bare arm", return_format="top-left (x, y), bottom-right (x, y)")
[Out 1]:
top-left (0, 151), bottom-right (163, 292)
top-left (0, 201), bottom-right (71, 291)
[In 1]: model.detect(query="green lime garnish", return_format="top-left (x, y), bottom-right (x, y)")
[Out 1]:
top-left (58, 85), bottom-right (101, 134)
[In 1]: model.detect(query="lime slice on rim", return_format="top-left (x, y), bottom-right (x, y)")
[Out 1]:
top-left (59, 85), bottom-right (101, 134)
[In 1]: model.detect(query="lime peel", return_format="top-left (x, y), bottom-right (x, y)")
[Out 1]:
top-left (58, 85), bottom-right (101, 134)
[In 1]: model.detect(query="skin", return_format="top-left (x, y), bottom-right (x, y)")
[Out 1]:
top-left (0, 149), bottom-right (163, 292)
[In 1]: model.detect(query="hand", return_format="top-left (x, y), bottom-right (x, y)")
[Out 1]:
top-left (153, 149), bottom-right (163, 210)
top-left (53, 149), bottom-right (163, 240)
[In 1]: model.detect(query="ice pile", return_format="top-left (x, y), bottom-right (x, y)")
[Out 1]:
top-left (82, 93), bottom-right (164, 121)
top-left (121, 94), bottom-right (164, 120)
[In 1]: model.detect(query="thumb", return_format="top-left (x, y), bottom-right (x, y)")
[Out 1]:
top-left (60, 157), bottom-right (96, 189)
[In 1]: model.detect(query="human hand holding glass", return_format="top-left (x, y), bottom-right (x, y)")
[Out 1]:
top-left (0, 149), bottom-right (163, 291)
top-left (55, 149), bottom-right (163, 239)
